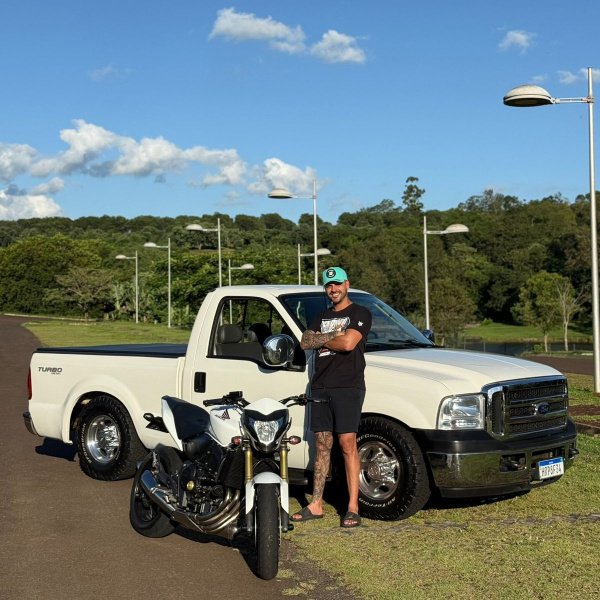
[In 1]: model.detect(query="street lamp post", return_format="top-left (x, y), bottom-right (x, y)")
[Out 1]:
top-left (227, 260), bottom-right (254, 322)
top-left (269, 179), bottom-right (320, 285)
top-left (297, 245), bottom-right (331, 284)
top-left (185, 218), bottom-right (222, 286)
top-left (423, 216), bottom-right (469, 330)
top-left (503, 67), bottom-right (599, 394)
top-left (228, 260), bottom-right (254, 286)
top-left (144, 238), bottom-right (171, 328)
top-left (115, 251), bottom-right (139, 323)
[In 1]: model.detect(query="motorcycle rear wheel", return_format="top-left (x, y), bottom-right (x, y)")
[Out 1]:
top-left (254, 483), bottom-right (280, 580)
top-left (130, 454), bottom-right (175, 538)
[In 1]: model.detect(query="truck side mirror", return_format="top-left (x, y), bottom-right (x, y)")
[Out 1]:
top-left (262, 334), bottom-right (295, 367)
top-left (422, 329), bottom-right (435, 343)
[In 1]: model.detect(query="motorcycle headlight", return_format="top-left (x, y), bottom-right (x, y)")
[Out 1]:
top-left (437, 394), bottom-right (485, 430)
top-left (242, 407), bottom-right (289, 452)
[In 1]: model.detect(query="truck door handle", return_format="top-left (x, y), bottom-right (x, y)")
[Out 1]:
top-left (194, 372), bottom-right (206, 393)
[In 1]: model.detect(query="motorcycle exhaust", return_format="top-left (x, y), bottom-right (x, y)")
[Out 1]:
top-left (139, 469), bottom-right (241, 540)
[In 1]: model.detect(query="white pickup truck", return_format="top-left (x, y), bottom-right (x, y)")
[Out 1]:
top-left (24, 285), bottom-right (578, 520)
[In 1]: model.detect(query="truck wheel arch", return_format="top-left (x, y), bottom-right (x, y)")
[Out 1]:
top-left (72, 393), bottom-right (146, 481)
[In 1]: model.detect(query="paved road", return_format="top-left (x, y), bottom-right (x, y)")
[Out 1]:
top-left (0, 316), bottom-right (340, 600)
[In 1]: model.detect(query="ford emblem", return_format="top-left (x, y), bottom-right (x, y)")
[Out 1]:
top-left (537, 402), bottom-right (550, 415)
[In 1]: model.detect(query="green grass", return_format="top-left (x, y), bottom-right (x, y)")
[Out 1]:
top-left (24, 319), bottom-right (190, 347)
top-left (287, 434), bottom-right (600, 600)
top-left (20, 319), bottom-right (600, 598)
top-left (465, 321), bottom-right (590, 344)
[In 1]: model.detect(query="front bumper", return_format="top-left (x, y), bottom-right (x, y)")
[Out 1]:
top-left (23, 411), bottom-right (40, 436)
top-left (419, 419), bottom-right (578, 498)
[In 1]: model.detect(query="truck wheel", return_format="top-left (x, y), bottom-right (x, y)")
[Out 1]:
top-left (357, 417), bottom-right (430, 520)
top-left (130, 454), bottom-right (175, 537)
top-left (76, 395), bottom-right (145, 481)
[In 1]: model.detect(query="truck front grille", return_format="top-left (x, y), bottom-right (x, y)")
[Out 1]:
top-left (486, 377), bottom-right (568, 438)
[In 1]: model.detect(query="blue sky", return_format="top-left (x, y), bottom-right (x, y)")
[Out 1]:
top-left (1, 1), bottom-right (598, 224)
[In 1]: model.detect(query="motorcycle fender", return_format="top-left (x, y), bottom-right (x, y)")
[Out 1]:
top-left (244, 472), bottom-right (289, 517)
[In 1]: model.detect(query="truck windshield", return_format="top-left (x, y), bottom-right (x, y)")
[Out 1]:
top-left (279, 292), bottom-right (434, 352)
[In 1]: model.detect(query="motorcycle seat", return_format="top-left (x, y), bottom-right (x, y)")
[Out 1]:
top-left (161, 395), bottom-right (210, 440)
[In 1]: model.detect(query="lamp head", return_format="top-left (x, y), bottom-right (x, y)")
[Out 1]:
top-left (444, 224), bottom-right (469, 234)
top-left (503, 84), bottom-right (554, 107)
top-left (268, 187), bottom-right (293, 199)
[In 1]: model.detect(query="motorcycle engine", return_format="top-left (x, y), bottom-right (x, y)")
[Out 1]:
top-left (178, 438), bottom-right (226, 515)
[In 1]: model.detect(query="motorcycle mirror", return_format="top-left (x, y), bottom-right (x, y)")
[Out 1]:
top-left (262, 334), bottom-right (295, 367)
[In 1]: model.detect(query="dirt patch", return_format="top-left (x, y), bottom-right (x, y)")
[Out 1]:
top-left (570, 405), bottom-right (600, 416)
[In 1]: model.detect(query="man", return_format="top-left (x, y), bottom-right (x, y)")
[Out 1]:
top-left (291, 266), bottom-right (371, 528)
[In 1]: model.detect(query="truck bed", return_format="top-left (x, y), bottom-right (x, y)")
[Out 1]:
top-left (35, 343), bottom-right (188, 358)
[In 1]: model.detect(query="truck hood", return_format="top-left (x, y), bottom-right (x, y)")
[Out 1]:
top-left (365, 347), bottom-right (561, 394)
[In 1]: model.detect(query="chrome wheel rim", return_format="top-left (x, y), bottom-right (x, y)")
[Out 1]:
top-left (85, 414), bottom-right (120, 464)
top-left (358, 440), bottom-right (401, 501)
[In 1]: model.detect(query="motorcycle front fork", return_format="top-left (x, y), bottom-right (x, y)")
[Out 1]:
top-left (243, 439), bottom-right (291, 533)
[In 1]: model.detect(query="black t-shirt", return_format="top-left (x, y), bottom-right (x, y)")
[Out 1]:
top-left (308, 302), bottom-right (372, 390)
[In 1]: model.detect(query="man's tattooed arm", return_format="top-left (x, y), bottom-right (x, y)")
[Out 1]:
top-left (301, 328), bottom-right (344, 350)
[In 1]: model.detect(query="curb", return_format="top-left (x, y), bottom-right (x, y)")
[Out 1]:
top-left (573, 420), bottom-right (600, 436)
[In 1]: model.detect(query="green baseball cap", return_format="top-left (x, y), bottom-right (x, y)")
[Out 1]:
top-left (322, 266), bottom-right (348, 286)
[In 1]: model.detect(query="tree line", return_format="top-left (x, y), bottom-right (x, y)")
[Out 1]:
top-left (0, 179), bottom-right (595, 344)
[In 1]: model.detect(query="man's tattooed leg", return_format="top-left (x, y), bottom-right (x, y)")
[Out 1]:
top-left (312, 431), bottom-right (334, 502)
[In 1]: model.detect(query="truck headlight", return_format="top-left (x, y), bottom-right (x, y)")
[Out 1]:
top-left (437, 394), bottom-right (485, 430)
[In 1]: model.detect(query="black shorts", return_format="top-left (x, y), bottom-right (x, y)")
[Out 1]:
top-left (309, 387), bottom-right (366, 434)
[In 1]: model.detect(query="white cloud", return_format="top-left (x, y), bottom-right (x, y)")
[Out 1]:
top-left (26, 119), bottom-right (246, 186)
top-left (557, 70), bottom-right (581, 85)
top-left (0, 121), bottom-right (321, 220)
top-left (248, 157), bottom-right (317, 197)
top-left (30, 120), bottom-right (119, 176)
top-left (0, 187), bottom-right (62, 219)
top-left (0, 143), bottom-right (37, 181)
top-left (209, 7), bottom-right (366, 63)
top-left (30, 177), bottom-right (65, 195)
top-left (532, 74), bottom-right (547, 84)
top-left (499, 30), bottom-right (535, 52)
top-left (210, 7), bottom-right (306, 54)
top-left (557, 68), bottom-right (600, 85)
top-left (310, 30), bottom-right (366, 64)
top-left (88, 64), bottom-right (128, 81)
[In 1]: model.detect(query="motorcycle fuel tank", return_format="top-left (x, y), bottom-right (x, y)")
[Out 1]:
top-left (209, 406), bottom-right (242, 443)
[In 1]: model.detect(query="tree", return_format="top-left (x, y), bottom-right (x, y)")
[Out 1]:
top-left (51, 267), bottom-right (115, 318)
top-left (555, 278), bottom-right (586, 351)
top-left (429, 277), bottom-right (476, 345)
top-left (512, 271), bottom-right (564, 351)
top-left (0, 235), bottom-right (101, 314)
top-left (401, 177), bottom-right (425, 214)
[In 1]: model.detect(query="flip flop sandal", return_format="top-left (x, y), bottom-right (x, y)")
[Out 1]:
top-left (341, 512), bottom-right (361, 528)
top-left (291, 506), bottom-right (324, 522)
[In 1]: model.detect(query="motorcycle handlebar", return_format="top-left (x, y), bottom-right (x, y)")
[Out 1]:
top-left (203, 391), bottom-right (247, 407)
top-left (203, 392), bottom-right (328, 408)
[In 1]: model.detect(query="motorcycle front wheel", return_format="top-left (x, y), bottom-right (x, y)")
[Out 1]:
top-left (254, 483), bottom-right (280, 580)
top-left (129, 453), bottom-right (176, 538)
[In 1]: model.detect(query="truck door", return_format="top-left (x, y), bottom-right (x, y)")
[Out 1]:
top-left (190, 295), bottom-right (311, 470)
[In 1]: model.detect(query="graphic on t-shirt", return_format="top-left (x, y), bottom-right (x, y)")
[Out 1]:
top-left (319, 316), bottom-right (350, 357)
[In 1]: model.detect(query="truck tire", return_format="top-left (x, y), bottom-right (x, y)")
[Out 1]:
top-left (130, 454), bottom-right (176, 537)
top-left (357, 416), bottom-right (430, 520)
top-left (75, 395), bottom-right (146, 481)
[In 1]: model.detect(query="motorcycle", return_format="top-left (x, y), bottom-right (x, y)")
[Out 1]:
top-left (129, 335), bottom-right (319, 580)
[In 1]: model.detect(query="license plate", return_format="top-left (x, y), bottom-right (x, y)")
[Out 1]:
top-left (538, 457), bottom-right (564, 480)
